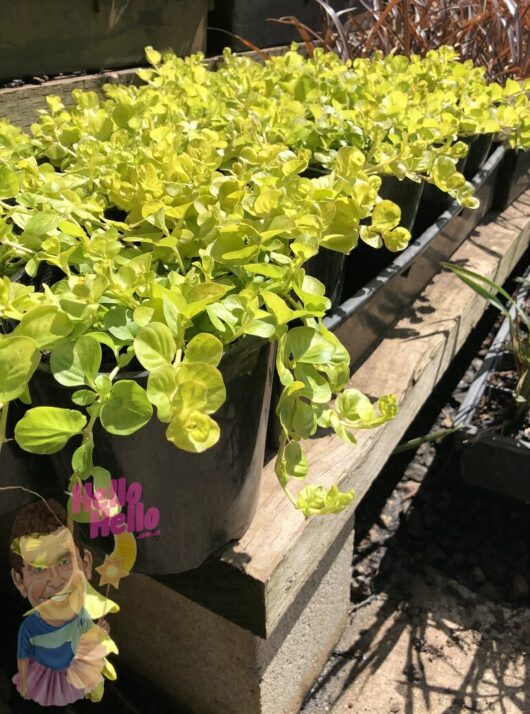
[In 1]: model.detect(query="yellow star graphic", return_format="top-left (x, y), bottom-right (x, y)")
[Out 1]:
top-left (95, 555), bottom-right (129, 590)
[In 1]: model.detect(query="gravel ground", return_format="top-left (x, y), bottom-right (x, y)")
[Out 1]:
top-left (301, 260), bottom-right (530, 714)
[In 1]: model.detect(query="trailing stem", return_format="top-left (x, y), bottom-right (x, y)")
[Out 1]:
top-left (0, 402), bottom-right (8, 458)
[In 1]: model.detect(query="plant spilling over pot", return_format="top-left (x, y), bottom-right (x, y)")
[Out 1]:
top-left (445, 263), bottom-right (530, 434)
top-left (0, 43), bottom-right (529, 527)
top-left (279, 0), bottom-right (530, 82)
top-left (0, 121), bottom-right (403, 520)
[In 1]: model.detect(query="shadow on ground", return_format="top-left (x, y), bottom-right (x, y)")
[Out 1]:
top-left (302, 448), bottom-right (530, 714)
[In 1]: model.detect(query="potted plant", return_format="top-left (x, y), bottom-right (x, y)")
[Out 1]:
top-left (0, 110), bottom-right (400, 573)
top-left (448, 263), bottom-right (530, 501)
top-left (2, 41), bottom-right (527, 574)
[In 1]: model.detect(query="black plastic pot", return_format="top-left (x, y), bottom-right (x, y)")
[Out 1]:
top-left (31, 337), bottom-right (275, 575)
top-left (464, 134), bottom-right (494, 180)
top-left (305, 249), bottom-right (345, 309)
top-left (379, 175), bottom-right (425, 233)
top-left (414, 154), bottom-right (469, 237)
top-left (325, 145), bottom-right (505, 369)
top-left (0, 266), bottom-right (65, 529)
top-left (0, 402), bottom-right (59, 518)
top-left (341, 176), bottom-right (424, 301)
top-left (1, 265), bottom-right (67, 334)
top-left (454, 267), bottom-right (530, 501)
top-left (493, 148), bottom-right (530, 212)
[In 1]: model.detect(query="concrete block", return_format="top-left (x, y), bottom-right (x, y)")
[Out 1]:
top-left (110, 528), bottom-right (354, 714)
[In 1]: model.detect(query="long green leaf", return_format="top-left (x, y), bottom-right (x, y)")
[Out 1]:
top-left (443, 262), bottom-right (530, 329)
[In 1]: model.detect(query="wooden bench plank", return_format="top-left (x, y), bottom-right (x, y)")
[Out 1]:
top-left (0, 69), bottom-right (139, 129)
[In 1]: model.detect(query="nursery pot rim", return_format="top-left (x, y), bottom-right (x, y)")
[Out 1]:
top-left (35, 331), bottom-right (268, 383)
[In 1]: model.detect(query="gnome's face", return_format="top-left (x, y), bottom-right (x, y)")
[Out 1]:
top-left (12, 527), bottom-right (92, 622)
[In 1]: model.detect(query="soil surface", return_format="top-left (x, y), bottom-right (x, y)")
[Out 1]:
top-left (301, 267), bottom-right (530, 714)
top-left (474, 377), bottom-right (530, 443)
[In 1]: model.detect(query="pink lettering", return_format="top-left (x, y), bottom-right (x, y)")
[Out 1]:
top-left (89, 515), bottom-right (110, 538)
top-left (127, 482), bottom-right (142, 505)
top-left (110, 513), bottom-right (127, 534)
top-left (144, 507), bottom-right (160, 531)
top-left (71, 482), bottom-right (93, 516)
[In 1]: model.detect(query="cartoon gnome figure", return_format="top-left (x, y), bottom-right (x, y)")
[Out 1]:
top-left (9, 499), bottom-right (118, 706)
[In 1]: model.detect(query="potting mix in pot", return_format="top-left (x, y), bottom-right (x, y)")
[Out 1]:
top-left (0, 42), bottom-right (529, 706)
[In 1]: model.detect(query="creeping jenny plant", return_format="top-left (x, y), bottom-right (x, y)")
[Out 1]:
top-left (1, 44), bottom-right (529, 520)
top-left (0, 123), bottom-right (400, 517)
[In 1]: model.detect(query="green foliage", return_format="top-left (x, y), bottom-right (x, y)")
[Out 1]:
top-left (14, 406), bottom-right (86, 454)
top-left (0, 335), bottom-right (40, 403)
top-left (2, 43), bottom-right (527, 518)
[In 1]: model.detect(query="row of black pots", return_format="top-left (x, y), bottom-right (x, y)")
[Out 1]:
top-left (493, 146), bottom-right (530, 211)
top-left (274, 134), bottom-right (505, 313)
top-left (317, 140), bottom-right (530, 358)
top-left (413, 134), bottom-right (494, 237)
top-left (455, 264), bottom-right (530, 502)
top-left (299, 138), bottom-right (517, 357)
top-left (342, 175), bottom-right (425, 300)
top-left (330, 143), bottom-right (514, 367)
top-left (342, 134), bottom-right (497, 300)
top-left (268, 134), bottom-right (530, 320)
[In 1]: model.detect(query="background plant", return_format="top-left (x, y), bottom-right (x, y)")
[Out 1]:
top-left (277, 0), bottom-right (530, 82)
top-left (444, 263), bottom-right (530, 414)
